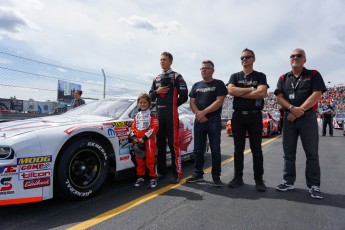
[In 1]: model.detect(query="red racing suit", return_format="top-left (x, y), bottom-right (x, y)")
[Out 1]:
top-left (130, 109), bottom-right (159, 178)
top-left (149, 69), bottom-right (188, 179)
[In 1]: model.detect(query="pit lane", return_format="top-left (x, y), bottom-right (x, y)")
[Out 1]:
top-left (1, 129), bottom-right (344, 230)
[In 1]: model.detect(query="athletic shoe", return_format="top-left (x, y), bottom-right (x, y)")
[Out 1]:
top-left (148, 179), bottom-right (157, 188)
top-left (276, 180), bottom-right (294, 191)
top-left (213, 178), bottom-right (224, 188)
top-left (309, 186), bottom-right (323, 199)
top-left (170, 177), bottom-right (181, 184)
top-left (228, 177), bottom-right (244, 188)
top-left (255, 180), bottom-right (267, 192)
top-left (133, 177), bottom-right (145, 187)
top-left (186, 174), bottom-right (204, 183)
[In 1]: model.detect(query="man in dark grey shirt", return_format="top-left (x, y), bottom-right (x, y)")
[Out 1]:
top-left (71, 90), bottom-right (85, 108)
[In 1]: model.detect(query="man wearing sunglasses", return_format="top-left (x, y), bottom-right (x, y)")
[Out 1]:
top-left (274, 48), bottom-right (326, 199)
top-left (227, 48), bottom-right (269, 191)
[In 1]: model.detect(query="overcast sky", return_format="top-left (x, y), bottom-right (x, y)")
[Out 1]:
top-left (1, 0), bottom-right (345, 100)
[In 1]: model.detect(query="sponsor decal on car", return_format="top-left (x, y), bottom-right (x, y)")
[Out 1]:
top-left (114, 121), bottom-right (127, 127)
top-left (115, 127), bottom-right (129, 132)
top-left (0, 177), bottom-right (14, 195)
top-left (102, 122), bottom-right (114, 127)
top-left (24, 177), bottom-right (50, 189)
top-left (119, 139), bottom-right (129, 147)
top-left (18, 170), bottom-right (51, 180)
top-left (119, 147), bottom-right (130, 155)
top-left (17, 155), bottom-right (52, 165)
top-left (64, 125), bottom-right (103, 134)
top-left (116, 132), bottom-right (129, 138)
top-left (0, 165), bottom-right (17, 176)
top-left (19, 163), bottom-right (51, 172)
top-left (107, 128), bottom-right (116, 137)
top-left (120, 155), bottom-right (130, 161)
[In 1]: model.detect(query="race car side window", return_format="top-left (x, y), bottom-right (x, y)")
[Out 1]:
top-left (128, 106), bottom-right (139, 119)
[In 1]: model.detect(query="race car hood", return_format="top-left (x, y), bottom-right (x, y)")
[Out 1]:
top-left (0, 115), bottom-right (112, 138)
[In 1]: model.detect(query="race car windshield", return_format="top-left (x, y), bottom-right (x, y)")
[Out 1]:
top-left (65, 98), bottom-right (136, 119)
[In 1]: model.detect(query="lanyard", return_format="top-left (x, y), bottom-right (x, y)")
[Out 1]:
top-left (290, 75), bottom-right (303, 93)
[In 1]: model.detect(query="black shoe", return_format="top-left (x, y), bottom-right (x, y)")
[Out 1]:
top-left (170, 177), bottom-right (181, 184)
top-left (156, 174), bottom-right (166, 180)
top-left (186, 174), bottom-right (204, 183)
top-left (309, 186), bottom-right (323, 199)
top-left (276, 180), bottom-right (294, 191)
top-left (213, 178), bottom-right (224, 188)
top-left (228, 177), bottom-right (244, 188)
top-left (148, 179), bottom-right (157, 188)
top-left (255, 180), bottom-right (267, 192)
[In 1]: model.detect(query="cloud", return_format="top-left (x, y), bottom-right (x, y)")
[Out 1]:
top-left (329, 24), bottom-right (345, 54)
top-left (0, 7), bottom-right (39, 40)
top-left (119, 15), bottom-right (157, 31)
top-left (118, 15), bottom-right (180, 35)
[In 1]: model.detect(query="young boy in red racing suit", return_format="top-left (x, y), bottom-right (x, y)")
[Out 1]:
top-left (131, 93), bottom-right (159, 188)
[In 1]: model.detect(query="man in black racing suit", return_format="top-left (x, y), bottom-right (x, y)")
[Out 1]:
top-left (149, 51), bottom-right (188, 184)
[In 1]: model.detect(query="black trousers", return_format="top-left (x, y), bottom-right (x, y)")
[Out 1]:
top-left (231, 111), bottom-right (264, 181)
top-left (283, 111), bottom-right (320, 188)
top-left (156, 106), bottom-right (182, 178)
top-left (322, 118), bottom-right (333, 136)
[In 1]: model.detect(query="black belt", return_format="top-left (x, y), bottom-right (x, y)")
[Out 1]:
top-left (235, 110), bottom-right (260, 115)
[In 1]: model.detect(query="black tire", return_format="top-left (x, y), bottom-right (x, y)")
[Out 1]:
top-left (55, 138), bottom-right (109, 200)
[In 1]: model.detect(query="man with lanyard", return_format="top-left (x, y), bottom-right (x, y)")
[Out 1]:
top-left (227, 48), bottom-right (269, 191)
top-left (149, 52), bottom-right (188, 184)
top-left (274, 48), bottom-right (326, 199)
top-left (187, 60), bottom-right (227, 187)
top-left (321, 101), bottom-right (334, 136)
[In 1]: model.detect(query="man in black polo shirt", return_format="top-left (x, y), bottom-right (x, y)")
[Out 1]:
top-left (227, 48), bottom-right (269, 191)
top-left (187, 60), bottom-right (227, 187)
top-left (274, 48), bottom-right (326, 199)
top-left (321, 100), bottom-right (334, 136)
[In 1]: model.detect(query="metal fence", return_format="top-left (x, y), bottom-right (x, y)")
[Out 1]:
top-left (0, 45), bottom-right (150, 113)
top-left (1, 45), bottom-right (343, 118)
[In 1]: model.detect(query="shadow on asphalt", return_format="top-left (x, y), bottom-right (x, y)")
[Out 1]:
top-left (172, 182), bottom-right (345, 209)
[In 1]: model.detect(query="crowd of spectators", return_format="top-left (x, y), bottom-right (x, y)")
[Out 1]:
top-left (263, 85), bottom-right (345, 113)
top-left (320, 85), bottom-right (345, 111)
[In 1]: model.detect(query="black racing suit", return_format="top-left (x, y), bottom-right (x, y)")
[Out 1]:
top-left (149, 69), bottom-right (188, 179)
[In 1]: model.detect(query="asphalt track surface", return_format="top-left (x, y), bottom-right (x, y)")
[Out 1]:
top-left (1, 125), bottom-right (345, 230)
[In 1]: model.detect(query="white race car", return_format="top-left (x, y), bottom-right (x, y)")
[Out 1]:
top-left (0, 98), bottom-right (196, 205)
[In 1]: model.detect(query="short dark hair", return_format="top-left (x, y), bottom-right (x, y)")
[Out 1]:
top-left (202, 60), bottom-right (214, 68)
top-left (161, 51), bottom-right (173, 61)
top-left (137, 93), bottom-right (151, 106)
top-left (75, 90), bottom-right (82, 96)
top-left (242, 48), bottom-right (255, 58)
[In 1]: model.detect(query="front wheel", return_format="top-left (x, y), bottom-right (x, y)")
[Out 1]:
top-left (54, 138), bottom-right (109, 200)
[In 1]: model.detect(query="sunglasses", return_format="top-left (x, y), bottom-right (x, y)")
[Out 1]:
top-left (240, 56), bottom-right (253, 60)
top-left (200, 67), bottom-right (213, 71)
top-left (290, 54), bottom-right (303, 59)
